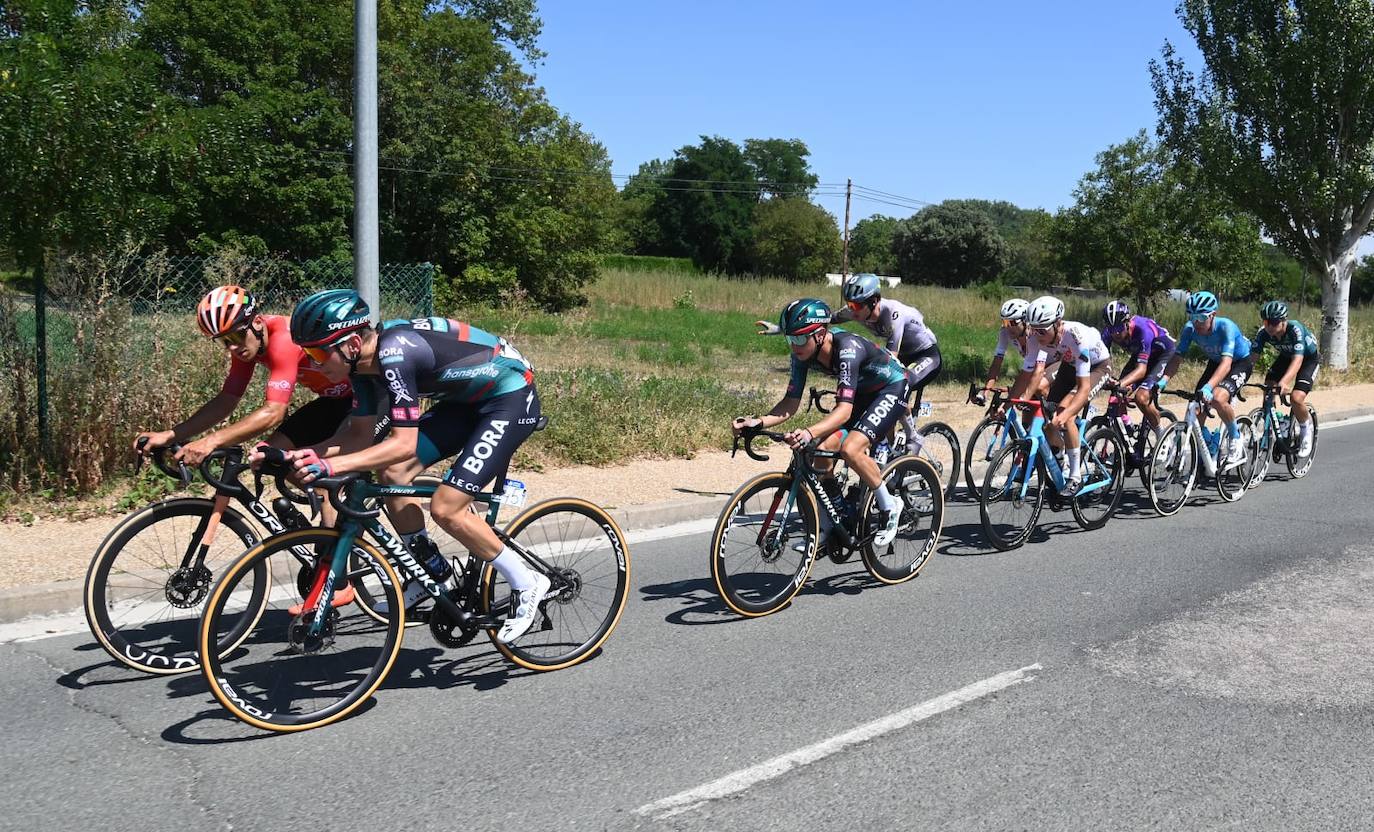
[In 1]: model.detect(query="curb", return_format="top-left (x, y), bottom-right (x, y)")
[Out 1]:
top-left (2, 404), bottom-right (1367, 628)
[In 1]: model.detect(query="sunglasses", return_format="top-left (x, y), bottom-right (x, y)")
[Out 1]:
top-left (786, 333), bottom-right (813, 347)
top-left (1263, 317), bottom-right (1285, 326)
top-left (846, 300), bottom-right (868, 313)
top-left (1031, 325), bottom-right (1054, 336)
top-left (1001, 318), bottom-right (1022, 328)
top-left (302, 345), bottom-right (334, 365)
top-left (1189, 313), bottom-right (1213, 323)
top-left (214, 325), bottom-right (255, 347)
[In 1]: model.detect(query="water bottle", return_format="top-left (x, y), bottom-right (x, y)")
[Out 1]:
top-left (1203, 427), bottom-right (1220, 458)
top-left (412, 534), bottom-right (453, 583)
top-left (1277, 416), bottom-right (1290, 439)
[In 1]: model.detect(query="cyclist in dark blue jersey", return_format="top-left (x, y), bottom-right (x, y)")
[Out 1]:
top-left (267, 289), bottom-right (549, 643)
top-left (737, 298), bottom-right (909, 546)
top-left (1163, 290), bottom-right (1252, 468)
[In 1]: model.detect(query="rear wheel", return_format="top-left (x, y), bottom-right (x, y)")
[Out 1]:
top-left (900, 422), bottom-right (960, 501)
top-left (1071, 428), bottom-right (1126, 531)
top-left (1148, 422), bottom-right (1197, 517)
top-left (858, 457), bottom-right (944, 583)
top-left (979, 440), bottom-right (1044, 551)
top-left (1245, 409), bottom-right (1273, 488)
top-left (710, 472), bottom-right (819, 617)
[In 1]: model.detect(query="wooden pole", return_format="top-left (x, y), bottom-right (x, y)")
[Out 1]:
top-left (841, 178), bottom-right (852, 281)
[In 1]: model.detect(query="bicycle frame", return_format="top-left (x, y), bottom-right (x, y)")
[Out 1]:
top-left (1176, 399), bottom-right (1222, 479)
top-left (1002, 400), bottom-right (1111, 500)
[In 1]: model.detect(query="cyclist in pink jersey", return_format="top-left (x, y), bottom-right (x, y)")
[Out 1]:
top-left (134, 286), bottom-right (355, 466)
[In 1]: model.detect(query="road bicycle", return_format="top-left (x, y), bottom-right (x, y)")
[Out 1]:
top-left (1086, 380), bottom-right (1177, 489)
top-left (978, 396), bottom-right (1126, 551)
top-left (1243, 382), bottom-right (1319, 487)
top-left (199, 449), bottom-right (630, 732)
top-left (808, 386), bottom-right (961, 501)
top-left (963, 384), bottom-right (1014, 498)
top-left (1146, 389), bottom-right (1257, 516)
top-left (709, 424), bottom-right (944, 617)
top-left (84, 443), bottom-right (445, 675)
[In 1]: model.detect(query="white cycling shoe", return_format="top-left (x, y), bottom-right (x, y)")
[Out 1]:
top-left (497, 572), bottom-right (552, 644)
top-left (1298, 430), bottom-right (1313, 457)
top-left (874, 509), bottom-right (901, 547)
top-left (1223, 435), bottom-right (1247, 469)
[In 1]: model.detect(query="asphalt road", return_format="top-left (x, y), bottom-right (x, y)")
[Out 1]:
top-left (4, 420), bottom-right (1374, 832)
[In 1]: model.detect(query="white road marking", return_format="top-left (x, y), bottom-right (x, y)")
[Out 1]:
top-left (634, 663), bottom-right (1043, 820)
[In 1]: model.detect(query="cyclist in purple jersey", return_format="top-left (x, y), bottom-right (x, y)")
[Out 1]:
top-left (1101, 300), bottom-right (1176, 444)
top-left (268, 290), bottom-right (550, 643)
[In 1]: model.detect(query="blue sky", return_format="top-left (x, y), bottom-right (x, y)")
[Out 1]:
top-left (532, 1), bottom-right (1200, 225)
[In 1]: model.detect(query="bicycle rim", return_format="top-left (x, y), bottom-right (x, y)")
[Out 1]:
top-left (200, 529), bottom-right (404, 732)
top-left (1216, 419), bottom-right (1255, 502)
top-left (710, 472), bottom-right (819, 616)
top-left (915, 422), bottom-right (961, 501)
top-left (963, 417), bottom-right (1006, 498)
top-left (482, 498), bottom-right (631, 671)
top-left (1286, 410), bottom-right (1317, 478)
top-left (1072, 428), bottom-right (1125, 531)
top-left (860, 457), bottom-right (944, 583)
top-left (84, 498), bottom-right (263, 675)
top-left (979, 441), bottom-right (1043, 551)
top-left (1148, 422), bottom-right (1196, 516)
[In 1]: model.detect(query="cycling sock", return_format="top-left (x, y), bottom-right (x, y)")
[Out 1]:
top-left (875, 484), bottom-right (897, 513)
top-left (1226, 420), bottom-right (1240, 439)
top-left (901, 416), bottom-right (923, 452)
top-left (492, 547), bottom-right (538, 592)
top-left (1066, 448), bottom-right (1081, 480)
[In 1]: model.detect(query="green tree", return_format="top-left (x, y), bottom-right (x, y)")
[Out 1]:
top-left (654, 136), bottom-right (759, 274)
top-left (1152, 0), bottom-right (1374, 369)
top-left (892, 204), bottom-right (1010, 287)
top-left (1052, 131), bottom-right (1265, 311)
top-left (846, 214), bottom-right (899, 275)
top-left (743, 138), bottom-right (818, 198)
top-left (749, 198), bottom-right (840, 281)
top-left (616, 159), bottom-right (672, 255)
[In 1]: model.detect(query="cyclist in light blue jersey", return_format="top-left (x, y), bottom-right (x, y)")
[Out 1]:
top-left (1162, 290), bottom-right (1252, 468)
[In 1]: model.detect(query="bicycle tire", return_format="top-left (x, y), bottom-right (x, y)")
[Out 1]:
top-left (1071, 427), bottom-right (1126, 531)
top-left (1245, 408), bottom-right (1273, 489)
top-left (479, 498), bottom-right (631, 671)
top-left (913, 421), bottom-right (961, 501)
top-left (962, 415), bottom-right (1007, 499)
top-left (858, 457), bottom-right (944, 583)
top-left (710, 471), bottom-right (820, 617)
top-left (1215, 418), bottom-right (1256, 503)
top-left (979, 440), bottom-right (1044, 551)
top-left (199, 528), bottom-right (405, 732)
top-left (1286, 408), bottom-right (1318, 479)
top-left (1148, 421), bottom-right (1197, 516)
top-left (84, 497), bottom-right (263, 675)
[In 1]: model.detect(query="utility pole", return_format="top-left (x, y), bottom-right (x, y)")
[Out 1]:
top-left (354, 0), bottom-right (380, 320)
top-left (841, 178), bottom-right (852, 282)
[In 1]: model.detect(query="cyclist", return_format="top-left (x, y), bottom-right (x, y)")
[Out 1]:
top-left (739, 298), bottom-right (910, 546)
top-left (133, 285), bottom-right (355, 466)
top-left (1251, 300), bottom-right (1320, 457)
top-left (1011, 295), bottom-right (1112, 496)
top-left (834, 273), bottom-right (942, 458)
top-left (1100, 299), bottom-right (1176, 451)
top-left (275, 289), bottom-right (548, 644)
top-left (981, 298), bottom-right (1055, 400)
top-left (1162, 290), bottom-right (1252, 468)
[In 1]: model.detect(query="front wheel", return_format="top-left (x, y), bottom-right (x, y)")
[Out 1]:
top-left (1148, 422), bottom-right (1197, 517)
top-left (480, 498), bottom-right (631, 671)
top-left (710, 472), bottom-right (819, 617)
top-left (1071, 427), bottom-right (1126, 531)
top-left (979, 441), bottom-right (1044, 551)
top-left (858, 457), bottom-right (944, 583)
top-left (963, 416), bottom-right (1008, 499)
top-left (200, 529), bottom-right (405, 732)
top-left (1286, 409), bottom-right (1318, 479)
top-left (1215, 418), bottom-right (1257, 503)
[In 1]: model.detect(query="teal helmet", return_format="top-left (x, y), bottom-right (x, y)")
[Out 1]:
top-left (1260, 300), bottom-right (1289, 322)
top-left (290, 289), bottom-right (372, 347)
top-left (842, 273), bottom-right (882, 304)
top-left (1185, 290), bottom-right (1219, 317)
top-left (779, 298), bottom-right (832, 336)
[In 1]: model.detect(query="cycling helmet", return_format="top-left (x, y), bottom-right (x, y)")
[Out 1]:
top-left (1025, 295), bottom-right (1065, 328)
top-left (999, 298), bottom-right (1029, 323)
top-left (779, 298), bottom-right (832, 336)
top-left (196, 285), bottom-right (258, 338)
top-left (1260, 300), bottom-right (1289, 322)
top-left (1185, 290), bottom-right (1218, 317)
top-left (1102, 299), bottom-right (1131, 328)
top-left (842, 273), bottom-right (882, 305)
top-left (290, 289), bottom-right (372, 347)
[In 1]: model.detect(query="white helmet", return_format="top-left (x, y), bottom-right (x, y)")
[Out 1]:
top-left (999, 298), bottom-right (1029, 323)
top-left (1025, 295), bottom-right (1065, 328)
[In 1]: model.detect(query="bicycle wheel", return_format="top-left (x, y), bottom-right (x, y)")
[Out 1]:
top-left (979, 440), bottom-right (1045, 551)
top-left (858, 457), bottom-right (944, 583)
top-left (200, 529), bottom-right (405, 732)
top-left (910, 421), bottom-right (961, 501)
top-left (1286, 409), bottom-right (1318, 478)
top-left (1148, 422), bottom-right (1197, 516)
top-left (84, 498), bottom-right (263, 675)
top-left (962, 416), bottom-right (1007, 498)
top-left (1245, 409), bottom-right (1273, 489)
top-left (1071, 427), bottom-right (1126, 531)
top-left (709, 472), bottom-right (820, 617)
top-left (1215, 418), bottom-right (1256, 503)
top-left (479, 498), bottom-right (631, 671)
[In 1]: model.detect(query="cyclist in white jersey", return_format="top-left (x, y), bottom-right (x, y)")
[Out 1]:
top-left (1010, 296), bottom-right (1112, 496)
top-left (982, 298), bottom-right (1055, 399)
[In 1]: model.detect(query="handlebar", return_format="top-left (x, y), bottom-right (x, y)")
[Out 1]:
top-left (1242, 382), bottom-right (1292, 407)
top-left (254, 447), bottom-right (325, 518)
top-left (967, 383), bottom-right (1007, 410)
top-left (806, 387), bottom-right (837, 415)
top-left (135, 437), bottom-right (194, 487)
top-left (731, 424), bottom-right (789, 462)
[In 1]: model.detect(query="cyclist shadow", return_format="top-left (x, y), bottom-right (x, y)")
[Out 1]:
top-left (640, 577), bottom-right (742, 626)
top-left (160, 698), bottom-right (383, 745)
top-left (381, 644), bottom-right (541, 693)
top-left (1112, 489), bottom-right (1159, 519)
top-left (55, 657), bottom-right (166, 691)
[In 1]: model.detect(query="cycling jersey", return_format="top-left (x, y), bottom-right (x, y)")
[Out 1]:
top-left (1024, 321), bottom-right (1111, 378)
top-left (221, 314), bottom-right (353, 404)
top-left (1252, 319), bottom-right (1320, 359)
top-left (785, 329), bottom-right (908, 404)
top-left (353, 317), bottom-right (535, 427)
top-left (1104, 316), bottom-right (1176, 364)
top-left (834, 299), bottom-right (937, 358)
top-left (993, 327), bottom-right (1031, 359)
top-left (1176, 316), bottom-right (1251, 361)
